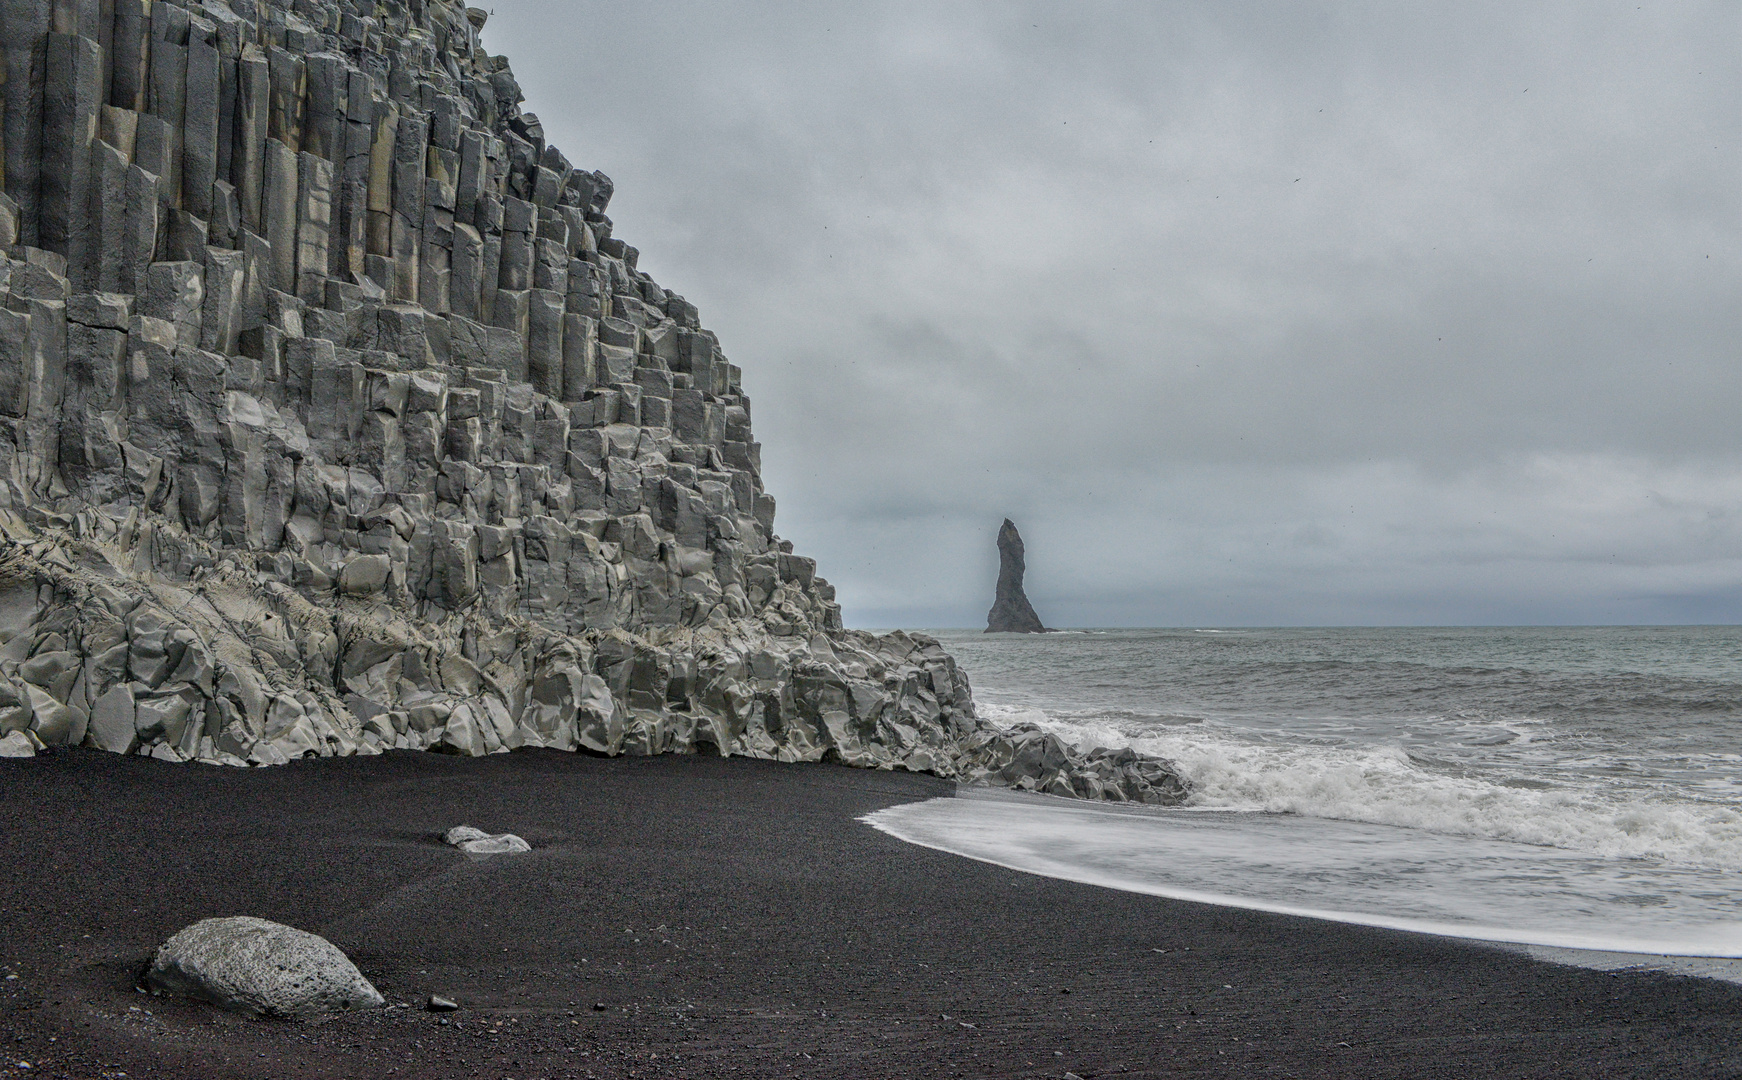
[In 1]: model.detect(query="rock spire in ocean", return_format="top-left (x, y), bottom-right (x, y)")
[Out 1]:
top-left (0, 0), bottom-right (1184, 805)
top-left (986, 519), bottom-right (1049, 634)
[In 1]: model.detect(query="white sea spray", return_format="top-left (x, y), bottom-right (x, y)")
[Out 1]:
top-left (923, 628), bottom-right (1742, 963)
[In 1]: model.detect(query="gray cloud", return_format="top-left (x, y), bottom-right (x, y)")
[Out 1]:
top-left (485, 1), bottom-right (1741, 626)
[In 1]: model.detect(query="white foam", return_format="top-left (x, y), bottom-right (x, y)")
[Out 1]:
top-left (986, 706), bottom-right (1742, 870)
top-left (865, 792), bottom-right (1742, 961)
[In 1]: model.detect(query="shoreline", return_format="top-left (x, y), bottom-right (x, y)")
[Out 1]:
top-left (4, 748), bottom-right (1742, 1078)
top-left (870, 786), bottom-right (1742, 978)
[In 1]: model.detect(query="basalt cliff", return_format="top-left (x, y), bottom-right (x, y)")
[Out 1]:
top-left (0, 0), bottom-right (1186, 806)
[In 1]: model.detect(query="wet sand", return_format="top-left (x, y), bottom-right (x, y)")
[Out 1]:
top-left (2, 747), bottom-right (1740, 1079)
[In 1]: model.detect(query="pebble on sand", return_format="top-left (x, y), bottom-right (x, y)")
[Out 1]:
top-left (443, 825), bottom-right (532, 854)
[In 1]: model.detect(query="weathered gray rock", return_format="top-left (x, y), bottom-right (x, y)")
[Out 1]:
top-left (985, 519), bottom-right (1049, 633)
top-left (0, 730), bottom-right (35, 757)
top-left (145, 916), bottom-right (384, 1018)
top-left (338, 554), bottom-right (390, 597)
top-left (443, 824), bottom-right (531, 854)
top-left (87, 684), bottom-right (138, 755)
top-left (955, 724), bottom-right (1188, 804)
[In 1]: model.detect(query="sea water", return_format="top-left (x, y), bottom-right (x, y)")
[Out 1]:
top-left (863, 627), bottom-right (1742, 978)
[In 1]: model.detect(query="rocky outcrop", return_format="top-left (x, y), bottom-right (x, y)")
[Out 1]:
top-left (958, 724), bottom-right (1188, 804)
top-left (0, 0), bottom-right (1186, 805)
top-left (985, 519), bottom-right (1048, 633)
top-left (145, 916), bottom-right (384, 1017)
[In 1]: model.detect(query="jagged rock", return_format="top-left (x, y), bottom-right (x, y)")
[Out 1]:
top-left (338, 554), bottom-right (390, 597)
top-left (985, 519), bottom-right (1049, 633)
top-left (144, 916), bottom-right (385, 1019)
top-left (0, 730), bottom-right (35, 757)
top-left (954, 723), bottom-right (1188, 804)
top-left (443, 824), bottom-right (530, 854)
top-left (0, 0), bottom-right (1186, 807)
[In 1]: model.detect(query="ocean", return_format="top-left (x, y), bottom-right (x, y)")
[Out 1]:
top-left (865, 627), bottom-right (1742, 979)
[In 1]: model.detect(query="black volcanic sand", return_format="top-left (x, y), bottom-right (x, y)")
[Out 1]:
top-left (2, 750), bottom-right (1741, 1079)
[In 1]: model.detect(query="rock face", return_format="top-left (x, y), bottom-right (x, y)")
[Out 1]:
top-left (0, 0), bottom-right (1187, 805)
top-left (985, 519), bottom-right (1048, 633)
top-left (145, 916), bottom-right (384, 1017)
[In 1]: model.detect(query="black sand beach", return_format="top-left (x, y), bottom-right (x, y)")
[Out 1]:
top-left (2, 749), bottom-right (1740, 1079)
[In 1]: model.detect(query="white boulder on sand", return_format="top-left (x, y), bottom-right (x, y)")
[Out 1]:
top-left (444, 825), bottom-right (532, 854)
top-left (145, 917), bottom-right (385, 1018)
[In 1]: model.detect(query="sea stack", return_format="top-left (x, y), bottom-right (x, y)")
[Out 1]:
top-left (985, 519), bottom-right (1049, 633)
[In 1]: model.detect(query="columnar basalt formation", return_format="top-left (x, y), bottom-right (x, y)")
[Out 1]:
top-left (0, 0), bottom-right (1186, 805)
top-left (985, 519), bottom-right (1048, 633)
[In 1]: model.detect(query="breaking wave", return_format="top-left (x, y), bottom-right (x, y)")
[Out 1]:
top-left (974, 700), bottom-right (1742, 871)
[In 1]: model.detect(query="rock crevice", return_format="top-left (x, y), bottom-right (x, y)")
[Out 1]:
top-left (0, 0), bottom-right (1185, 805)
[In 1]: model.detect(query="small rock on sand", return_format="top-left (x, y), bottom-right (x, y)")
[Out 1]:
top-left (443, 825), bottom-right (532, 854)
top-left (145, 917), bottom-right (385, 1018)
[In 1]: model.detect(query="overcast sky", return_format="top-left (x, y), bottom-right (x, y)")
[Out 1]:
top-left (483, 1), bottom-right (1740, 628)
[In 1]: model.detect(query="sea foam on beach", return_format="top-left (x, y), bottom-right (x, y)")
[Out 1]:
top-left (873, 627), bottom-right (1742, 967)
top-left (868, 791), bottom-right (1742, 958)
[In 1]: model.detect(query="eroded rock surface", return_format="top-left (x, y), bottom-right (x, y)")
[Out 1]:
top-left (145, 916), bottom-right (384, 1018)
top-left (0, 0), bottom-right (1186, 805)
